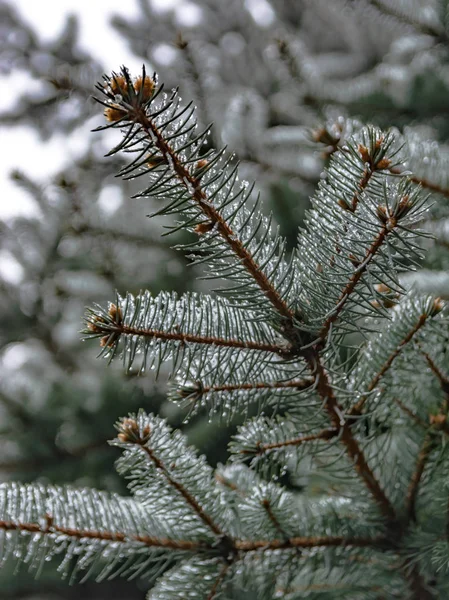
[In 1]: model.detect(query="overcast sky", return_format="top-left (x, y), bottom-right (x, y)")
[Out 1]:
top-left (0, 0), bottom-right (198, 221)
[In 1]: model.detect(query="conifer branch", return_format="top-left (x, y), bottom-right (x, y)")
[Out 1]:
top-left (318, 130), bottom-right (449, 200)
top-left (198, 377), bottom-right (314, 396)
top-left (421, 350), bottom-right (449, 407)
top-left (389, 166), bottom-right (449, 200)
top-left (136, 442), bottom-right (224, 537)
top-left (131, 100), bottom-right (294, 321)
top-left (349, 312), bottom-right (430, 416)
top-left (260, 498), bottom-right (289, 540)
top-left (241, 428), bottom-right (336, 456)
top-left (235, 535), bottom-right (386, 551)
top-left (347, 141), bottom-right (393, 212)
top-left (0, 518), bottom-right (202, 551)
top-left (318, 225), bottom-right (389, 340)
top-left (309, 354), bottom-right (396, 521)
top-left (405, 434), bottom-right (433, 523)
top-left (368, 0), bottom-right (449, 44)
top-left (207, 562), bottom-right (231, 600)
top-left (393, 398), bottom-right (427, 429)
top-left (97, 320), bottom-right (285, 355)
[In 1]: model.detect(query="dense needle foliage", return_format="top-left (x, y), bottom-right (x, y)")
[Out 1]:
top-left (4, 1), bottom-right (449, 595)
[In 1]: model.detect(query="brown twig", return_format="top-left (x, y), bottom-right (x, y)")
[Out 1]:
top-left (235, 535), bottom-right (386, 551)
top-left (393, 398), bottom-right (427, 429)
top-left (0, 519), bottom-right (201, 551)
top-left (318, 227), bottom-right (389, 341)
top-left (0, 519), bottom-right (386, 555)
top-left (405, 434), bottom-right (433, 523)
top-left (421, 350), bottom-right (449, 408)
top-left (135, 106), bottom-right (294, 321)
top-left (207, 562), bottom-right (231, 600)
top-left (389, 166), bottom-right (449, 200)
top-left (138, 443), bottom-right (224, 537)
top-left (323, 138), bottom-right (449, 200)
top-left (107, 323), bottom-right (287, 356)
top-left (243, 428), bottom-right (336, 456)
top-left (309, 353), bottom-right (397, 521)
top-left (202, 377), bottom-right (314, 395)
top-left (368, 0), bottom-right (449, 45)
top-left (261, 498), bottom-right (289, 539)
top-left (349, 314), bottom-right (428, 416)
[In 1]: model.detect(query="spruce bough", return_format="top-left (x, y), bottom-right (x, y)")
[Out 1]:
top-left (1, 66), bottom-right (449, 599)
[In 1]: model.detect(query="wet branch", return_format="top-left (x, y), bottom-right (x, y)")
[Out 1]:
top-left (308, 353), bottom-right (396, 521)
top-left (319, 226), bottom-right (389, 340)
top-left (405, 434), bottom-right (433, 523)
top-left (349, 314), bottom-right (428, 416)
top-left (138, 443), bottom-right (224, 537)
top-left (136, 107), bottom-right (294, 321)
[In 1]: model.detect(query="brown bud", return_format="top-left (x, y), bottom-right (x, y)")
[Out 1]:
top-left (376, 205), bottom-right (388, 223)
top-left (104, 105), bottom-right (127, 122)
top-left (195, 221), bottom-right (215, 235)
top-left (376, 158), bottom-right (391, 170)
top-left (134, 75), bottom-right (155, 102)
top-left (348, 254), bottom-right (361, 268)
top-left (312, 127), bottom-right (340, 147)
top-left (109, 75), bottom-right (128, 95)
top-left (117, 417), bottom-right (151, 444)
top-left (382, 297), bottom-right (397, 309)
top-left (338, 198), bottom-right (351, 211)
top-left (386, 216), bottom-right (397, 231)
top-left (108, 303), bottom-right (123, 323)
top-left (374, 283), bottom-right (391, 294)
top-left (87, 321), bottom-right (103, 333)
top-left (358, 144), bottom-right (371, 164)
top-left (375, 136), bottom-right (384, 150)
top-left (147, 156), bottom-right (165, 169)
top-left (196, 159), bottom-right (208, 170)
top-left (430, 297), bottom-right (444, 316)
top-left (430, 413), bottom-right (446, 428)
top-left (316, 263), bottom-right (323, 273)
top-left (395, 195), bottom-right (411, 219)
top-left (100, 335), bottom-right (111, 347)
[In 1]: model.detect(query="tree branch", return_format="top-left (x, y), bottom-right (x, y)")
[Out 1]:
top-left (308, 353), bottom-right (396, 521)
top-left (405, 434), bottom-right (433, 523)
top-left (393, 397), bottom-right (427, 429)
top-left (368, 0), bottom-right (449, 45)
top-left (200, 377), bottom-right (314, 395)
top-left (138, 443), bottom-right (224, 537)
top-left (318, 225), bottom-right (390, 340)
top-left (349, 314), bottom-right (428, 416)
top-left (134, 106), bottom-right (294, 321)
top-left (90, 320), bottom-right (286, 356)
top-left (207, 562), bottom-right (231, 600)
top-left (0, 518), bottom-right (201, 551)
top-left (239, 428), bottom-right (336, 456)
top-left (235, 534), bottom-right (387, 551)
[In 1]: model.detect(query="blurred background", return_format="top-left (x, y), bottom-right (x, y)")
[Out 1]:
top-left (1, 0), bottom-right (449, 597)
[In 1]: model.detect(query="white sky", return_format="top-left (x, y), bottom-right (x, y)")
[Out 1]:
top-left (0, 0), bottom-right (190, 221)
top-left (0, 0), bottom-right (272, 225)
